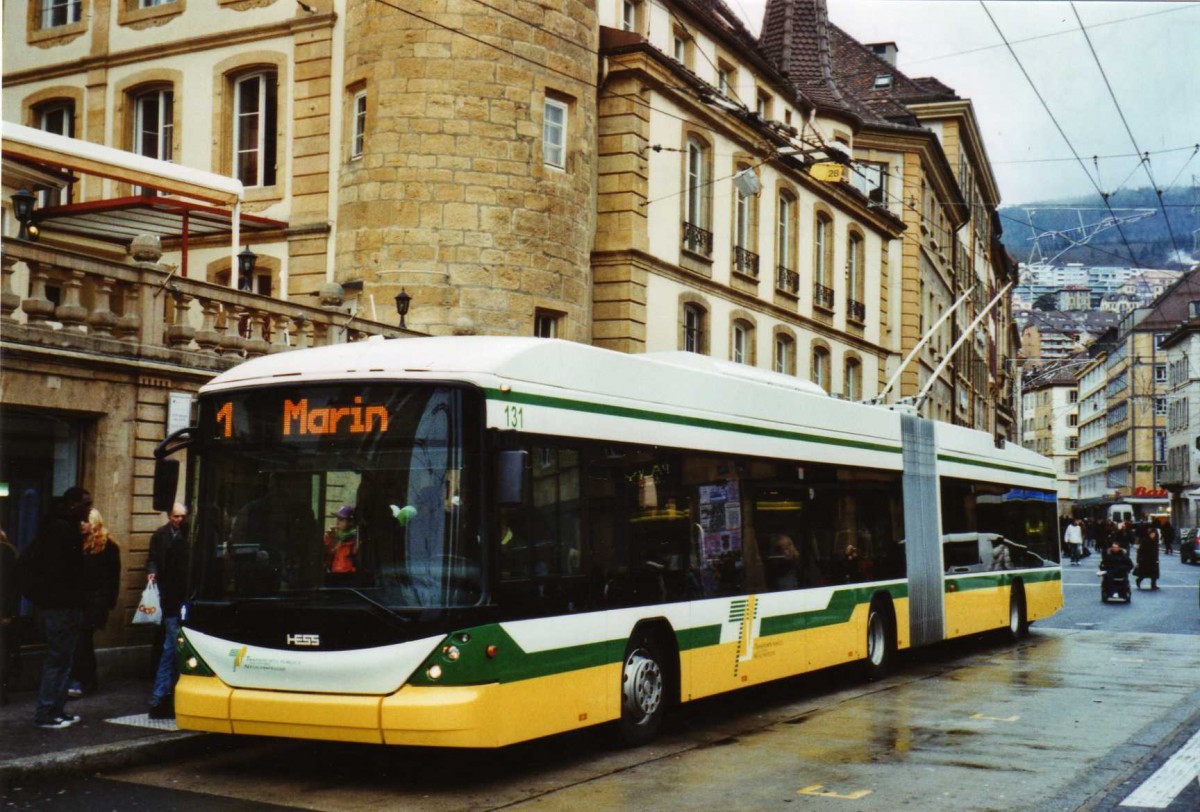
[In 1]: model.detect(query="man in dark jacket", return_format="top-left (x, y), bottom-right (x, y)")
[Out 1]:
top-left (28, 486), bottom-right (91, 729)
top-left (147, 502), bottom-right (188, 719)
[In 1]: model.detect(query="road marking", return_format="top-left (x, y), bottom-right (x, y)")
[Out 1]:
top-left (1112, 658), bottom-right (1145, 664)
top-left (1119, 727), bottom-right (1200, 808)
top-left (971, 713), bottom-right (1019, 722)
top-left (798, 784), bottom-right (873, 800)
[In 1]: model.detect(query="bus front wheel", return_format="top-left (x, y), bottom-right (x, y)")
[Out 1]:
top-left (617, 634), bottom-right (666, 746)
top-left (1006, 588), bottom-right (1029, 641)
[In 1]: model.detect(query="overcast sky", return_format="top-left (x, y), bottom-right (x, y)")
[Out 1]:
top-left (732, 0), bottom-right (1200, 208)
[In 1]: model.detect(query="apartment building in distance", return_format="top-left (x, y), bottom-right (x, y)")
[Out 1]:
top-left (1156, 269), bottom-right (1200, 525)
top-left (1021, 364), bottom-right (1079, 512)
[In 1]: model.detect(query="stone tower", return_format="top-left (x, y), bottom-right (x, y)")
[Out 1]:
top-left (336, 0), bottom-right (599, 339)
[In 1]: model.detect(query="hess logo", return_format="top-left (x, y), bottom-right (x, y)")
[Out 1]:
top-left (287, 634), bottom-right (321, 647)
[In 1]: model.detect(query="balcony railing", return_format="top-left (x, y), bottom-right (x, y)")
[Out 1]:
top-left (847, 298), bottom-right (866, 323)
top-left (681, 221), bottom-right (713, 258)
top-left (813, 282), bottom-right (835, 310)
top-left (1, 239), bottom-right (402, 372)
top-left (776, 266), bottom-right (799, 295)
top-left (732, 246), bottom-right (759, 278)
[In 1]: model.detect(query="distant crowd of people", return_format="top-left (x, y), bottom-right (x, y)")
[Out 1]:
top-left (1064, 516), bottom-right (1174, 593)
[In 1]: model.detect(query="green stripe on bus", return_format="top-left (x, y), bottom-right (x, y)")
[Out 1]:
top-left (937, 453), bottom-right (1056, 481)
top-left (759, 584), bottom-right (909, 637)
top-left (946, 567), bottom-right (1063, 593)
top-left (485, 388), bottom-right (902, 455)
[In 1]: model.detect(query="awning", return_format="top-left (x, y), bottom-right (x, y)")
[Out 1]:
top-left (34, 196), bottom-right (286, 245)
top-left (2, 121), bottom-right (242, 205)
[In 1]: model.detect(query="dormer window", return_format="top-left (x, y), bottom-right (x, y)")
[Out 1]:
top-left (873, 74), bottom-right (893, 89)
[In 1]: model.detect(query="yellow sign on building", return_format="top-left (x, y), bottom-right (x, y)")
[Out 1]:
top-left (809, 162), bottom-right (846, 183)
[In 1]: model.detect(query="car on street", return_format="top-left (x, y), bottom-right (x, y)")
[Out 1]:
top-left (1181, 528), bottom-right (1200, 564)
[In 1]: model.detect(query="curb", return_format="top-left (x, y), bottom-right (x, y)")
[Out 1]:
top-left (0, 729), bottom-right (211, 786)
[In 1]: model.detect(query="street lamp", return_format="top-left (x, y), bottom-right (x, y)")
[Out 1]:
top-left (11, 188), bottom-right (36, 241)
top-left (237, 246), bottom-right (256, 292)
top-left (395, 288), bottom-right (412, 329)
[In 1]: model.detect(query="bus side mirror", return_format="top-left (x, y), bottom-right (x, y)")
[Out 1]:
top-left (153, 459), bottom-right (179, 512)
top-left (496, 450), bottom-right (527, 506)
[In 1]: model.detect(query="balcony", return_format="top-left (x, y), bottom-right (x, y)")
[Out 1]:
top-left (1, 239), bottom-right (402, 374)
top-left (681, 221), bottom-right (713, 258)
top-left (732, 246), bottom-right (759, 279)
top-left (813, 282), bottom-right (835, 310)
top-left (776, 266), bottom-right (799, 295)
top-left (847, 298), bottom-right (866, 323)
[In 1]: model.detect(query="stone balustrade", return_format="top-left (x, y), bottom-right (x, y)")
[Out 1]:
top-left (1, 239), bottom-right (406, 373)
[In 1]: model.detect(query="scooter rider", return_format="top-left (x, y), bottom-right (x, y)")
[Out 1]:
top-left (1100, 540), bottom-right (1133, 600)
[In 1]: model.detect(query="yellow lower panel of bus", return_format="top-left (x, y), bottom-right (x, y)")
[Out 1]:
top-left (944, 585), bottom-right (1006, 638)
top-left (682, 604), bottom-right (873, 700)
top-left (382, 662), bottom-right (617, 748)
top-left (1025, 578), bottom-right (1064, 622)
top-left (175, 666), bottom-right (619, 748)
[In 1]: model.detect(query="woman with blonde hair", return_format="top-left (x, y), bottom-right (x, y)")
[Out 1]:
top-left (69, 508), bottom-right (121, 698)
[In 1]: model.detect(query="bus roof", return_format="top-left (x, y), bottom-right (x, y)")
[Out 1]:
top-left (202, 337), bottom-right (1055, 484)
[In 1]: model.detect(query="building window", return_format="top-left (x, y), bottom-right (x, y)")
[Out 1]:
top-left (534, 310), bottom-right (560, 338)
top-left (1068, 414), bottom-right (1078, 427)
top-left (233, 72), bottom-right (277, 187)
top-left (811, 346), bottom-right (831, 391)
top-left (774, 334), bottom-right (794, 375)
top-left (36, 101), bottom-right (75, 206)
top-left (717, 62), bottom-right (733, 97)
top-left (682, 135), bottom-right (712, 256)
top-left (852, 161), bottom-right (887, 203)
top-left (140, 0), bottom-right (176, 6)
top-left (673, 32), bottom-right (687, 64)
top-left (683, 303), bottom-right (706, 354)
top-left (1155, 397), bottom-right (1167, 416)
top-left (543, 96), bottom-right (567, 169)
top-left (621, 0), bottom-right (637, 32)
top-left (133, 87), bottom-right (174, 196)
top-left (814, 212), bottom-right (832, 288)
top-left (873, 74), bottom-right (893, 89)
top-left (756, 92), bottom-right (771, 119)
top-left (847, 232), bottom-right (865, 319)
top-left (40, 0), bottom-right (81, 28)
top-left (731, 319), bottom-right (754, 365)
top-left (1155, 332), bottom-right (1168, 349)
top-left (1155, 363), bottom-right (1167, 383)
top-left (844, 357), bottom-right (862, 400)
top-left (351, 90), bottom-right (367, 160)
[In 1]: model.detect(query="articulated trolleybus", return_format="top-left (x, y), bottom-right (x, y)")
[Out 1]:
top-left (155, 337), bottom-right (1062, 748)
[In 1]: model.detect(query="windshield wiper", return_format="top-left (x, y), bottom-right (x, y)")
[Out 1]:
top-left (319, 586), bottom-right (408, 619)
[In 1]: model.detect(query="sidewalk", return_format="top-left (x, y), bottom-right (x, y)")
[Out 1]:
top-left (0, 675), bottom-right (210, 785)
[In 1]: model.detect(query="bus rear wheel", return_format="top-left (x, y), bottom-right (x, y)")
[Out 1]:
top-left (1006, 588), bottom-right (1029, 641)
top-left (862, 602), bottom-right (894, 681)
top-left (617, 635), bottom-right (666, 746)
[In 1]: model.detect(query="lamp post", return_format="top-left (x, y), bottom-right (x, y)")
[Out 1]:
top-left (395, 288), bottom-right (412, 329)
top-left (237, 246), bottom-right (256, 292)
top-left (11, 188), bottom-right (36, 241)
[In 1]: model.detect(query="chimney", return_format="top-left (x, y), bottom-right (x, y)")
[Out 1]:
top-left (867, 42), bottom-right (898, 67)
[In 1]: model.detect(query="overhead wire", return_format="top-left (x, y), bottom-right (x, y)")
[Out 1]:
top-left (979, 1), bottom-right (1147, 270)
top-left (1069, 2), bottom-right (1184, 263)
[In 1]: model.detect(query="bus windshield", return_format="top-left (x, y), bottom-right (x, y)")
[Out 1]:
top-left (191, 383), bottom-right (481, 609)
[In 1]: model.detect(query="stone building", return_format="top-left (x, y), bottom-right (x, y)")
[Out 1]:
top-left (1020, 363), bottom-right (1080, 511)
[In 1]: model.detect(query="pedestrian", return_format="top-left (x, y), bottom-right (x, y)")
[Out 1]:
top-left (147, 502), bottom-right (187, 719)
top-left (1064, 519), bottom-right (1083, 565)
top-left (1160, 520), bottom-right (1174, 557)
top-left (1135, 527), bottom-right (1160, 591)
top-left (69, 508), bottom-right (121, 699)
top-left (1084, 519), bottom-right (1096, 552)
top-left (24, 486), bottom-right (91, 729)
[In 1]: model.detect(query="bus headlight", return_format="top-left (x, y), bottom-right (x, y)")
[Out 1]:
top-left (427, 664), bottom-right (443, 681)
top-left (443, 645), bottom-right (461, 661)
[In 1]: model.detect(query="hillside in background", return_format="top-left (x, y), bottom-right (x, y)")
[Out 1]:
top-left (998, 187), bottom-right (1200, 269)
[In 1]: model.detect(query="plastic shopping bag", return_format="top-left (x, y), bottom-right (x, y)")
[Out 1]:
top-left (133, 582), bottom-right (162, 625)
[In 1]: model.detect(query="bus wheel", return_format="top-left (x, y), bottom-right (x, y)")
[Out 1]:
top-left (862, 601), bottom-right (894, 681)
top-left (1006, 587), bottom-right (1029, 641)
top-left (617, 635), bottom-right (666, 746)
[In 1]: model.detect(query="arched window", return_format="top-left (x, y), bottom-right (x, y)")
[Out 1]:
top-left (233, 71), bottom-right (278, 187)
top-left (133, 87), bottom-right (173, 162)
top-left (683, 302), bottom-right (707, 354)
top-left (34, 99), bottom-right (75, 205)
top-left (732, 162), bottom-right (759, 277)
top-left (774, 333), bottom-right (795, 375)
top-left (811, 345), bottom-right (831, 391)
top-left (731, 318), bottom-right (755, 365)
top-left (847, 231), bottom-right (865, 322)
top-left (844, 357), bottom-right (863, 400)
